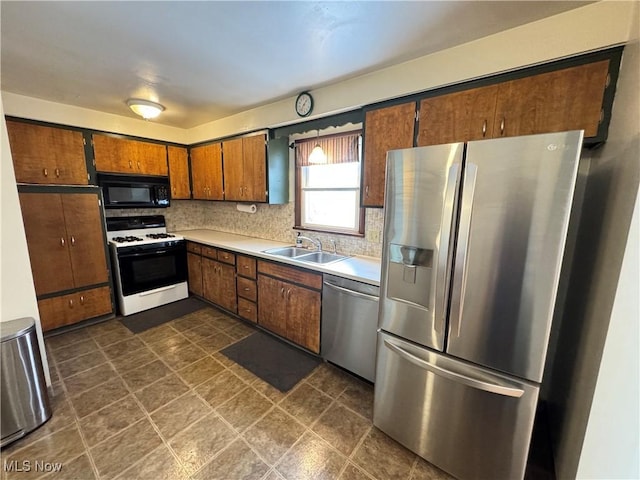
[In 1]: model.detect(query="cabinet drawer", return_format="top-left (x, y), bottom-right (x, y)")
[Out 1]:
top-left (237, 255), bottom-right (257, 279)
top-left (187, 242), bottom-right (202, 254)
top-left (238, 298), bottom-right (257, 323)
top-left (237, 277), bottom-right (257, 302)
top-left (257, 260), bottom-right (322, 290)
top-left (202, 246), bottom-right (217, 259)
top-left (217, 250), bottom-right (236, 265)
top-left (38, 286), bottom-right (112, 332)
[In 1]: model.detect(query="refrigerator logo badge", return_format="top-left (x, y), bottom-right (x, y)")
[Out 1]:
top-left (547, 144), bottom-right (559, 151)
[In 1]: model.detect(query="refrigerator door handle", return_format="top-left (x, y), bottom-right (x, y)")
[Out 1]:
top-left (450, 162), bottom-right (477, 337)
top-left (434, 163), bottom-right (460, 333)
top-left (383, 339), bottom-right (524, 398)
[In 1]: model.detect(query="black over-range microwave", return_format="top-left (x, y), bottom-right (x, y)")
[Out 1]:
top-left (97, 173), bottom-right (170, 209)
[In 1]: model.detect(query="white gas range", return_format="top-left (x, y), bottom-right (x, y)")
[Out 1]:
top-left (106, 215), bottom-right (188, 316)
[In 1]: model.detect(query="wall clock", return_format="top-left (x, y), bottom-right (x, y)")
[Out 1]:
top-left (295, 92), bottom-right (313, 117)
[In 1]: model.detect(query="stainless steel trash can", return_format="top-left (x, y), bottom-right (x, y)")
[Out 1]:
top-left (1, 317), bottom-right (51, 447)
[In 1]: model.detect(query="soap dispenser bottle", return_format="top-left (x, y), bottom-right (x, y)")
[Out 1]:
top-left (295, 232), bottom-right (302, 247)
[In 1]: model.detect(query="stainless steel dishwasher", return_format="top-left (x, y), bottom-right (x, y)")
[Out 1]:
top-left (321, 274), bottom-right (380, 382)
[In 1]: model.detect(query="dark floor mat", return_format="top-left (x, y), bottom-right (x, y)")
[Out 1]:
top-left (221, 331), bottom-right (321, 392)
top-left (119, 297), bottom-right (207, 334)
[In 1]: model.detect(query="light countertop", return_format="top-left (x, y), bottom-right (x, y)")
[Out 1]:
top-left (173, 229), bottom-right (381, 286)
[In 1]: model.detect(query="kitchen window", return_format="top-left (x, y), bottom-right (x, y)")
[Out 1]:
top-left (294, 131), bottom-right (364, 236)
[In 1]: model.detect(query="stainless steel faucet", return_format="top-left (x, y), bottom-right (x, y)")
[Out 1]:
top-left (297, 235), bottom-right (322, 251)
top-left (325, 238), bottom-right (337, 254)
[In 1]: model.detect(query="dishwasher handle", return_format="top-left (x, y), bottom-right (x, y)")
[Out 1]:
top-left (323, 281), bottom-right (379, 302)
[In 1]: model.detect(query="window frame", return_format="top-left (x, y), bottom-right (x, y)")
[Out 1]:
top-left (294, 130), bottom-right (365, 237)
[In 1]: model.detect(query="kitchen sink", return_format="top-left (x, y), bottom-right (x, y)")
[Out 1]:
top-left (296, 251), bottom-right (349, 265)
top-left (263, 246), bottom-right (314, 258)
top-left (263, 247), bottom-right (349, 265)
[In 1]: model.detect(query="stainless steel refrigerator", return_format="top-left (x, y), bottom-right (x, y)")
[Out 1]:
top-left (374, 131), bottom-right (583, 480)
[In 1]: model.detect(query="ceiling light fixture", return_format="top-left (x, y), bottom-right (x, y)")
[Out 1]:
top-left (126, 98), bottom-right (165, 119)
top-left (308, 130), bottom-right (326, 164)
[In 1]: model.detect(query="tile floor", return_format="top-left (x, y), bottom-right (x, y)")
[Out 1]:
top-left (1, 306), bottom-right (452, 480)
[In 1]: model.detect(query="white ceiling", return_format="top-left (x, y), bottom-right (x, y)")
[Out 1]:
top-left (1, 1), bottom-right (591, 129)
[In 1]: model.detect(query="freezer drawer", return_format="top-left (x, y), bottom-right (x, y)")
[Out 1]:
top-left (374, 331), bottom-right (539, 480)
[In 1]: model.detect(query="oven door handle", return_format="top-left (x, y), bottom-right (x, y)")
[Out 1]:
top-left (118, 249), bottom-right (173, 259)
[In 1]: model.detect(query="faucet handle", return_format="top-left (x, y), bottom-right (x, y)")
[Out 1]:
top-left (327, 238), bottom-right (337, 254)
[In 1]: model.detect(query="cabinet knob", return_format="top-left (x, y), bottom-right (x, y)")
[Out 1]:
top-left (482, 120), bottom-right (487, 137)
top-left (239, 187), bottom-right (243, 197)
top-left (43, 168), bottom-right (48, 177)
top-left (137, 161), bottom-right (141, 170)
top-left (80, 295), bottom-right (85, 305)
top-left (68, 299), bottom-right (74, 308)
top-left (287, 288), bottom-right (291, 298)
top-left (500, 118), bottom-right (505, 135)
top-left (60, 237), bottom-right (65, 247)
top-left (365, 185), bottom-right (369, 197)
top-left (70, 236), bottom-right (76, 246)
top-left (243, 265), bottom-right (249, 270)
top-left (129, 160), bottom-right (133, 168)
top-left (244, 287), bottom-right (250, 291)
top-left (55, 168), bottom-right (60, 178)
top-left (280, 287), bottom-right (285, 298)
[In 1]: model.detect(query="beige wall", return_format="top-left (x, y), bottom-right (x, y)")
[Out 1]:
top-left (0, 99), bottom-right (51, 385)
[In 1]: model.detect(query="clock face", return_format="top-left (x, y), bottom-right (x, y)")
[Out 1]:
top-left (295, 92), bottom-right (313, 117)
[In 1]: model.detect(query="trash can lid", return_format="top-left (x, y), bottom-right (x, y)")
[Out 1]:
top-left (1, 317), bottom-right (36, 342)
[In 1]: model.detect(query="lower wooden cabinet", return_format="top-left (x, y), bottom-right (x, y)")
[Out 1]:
top-left (38, 286), bottom-right (112, 331)
top-left (238, 298), bottom-right (257, 323)
top-left (187, 252), bottom-right (203, 296)
top-left (202, 257), bottom-right (237, 313)
top-left (257, 261), bottom-right (321, 353)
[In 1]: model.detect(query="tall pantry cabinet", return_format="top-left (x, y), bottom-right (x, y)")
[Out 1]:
top-left (7, 119), bottom-right (114, 331)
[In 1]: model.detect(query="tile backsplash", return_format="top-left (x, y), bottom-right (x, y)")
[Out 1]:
top-left (106, 201), bottom-right (383, 258)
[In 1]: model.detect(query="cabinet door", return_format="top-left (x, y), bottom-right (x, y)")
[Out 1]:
top-left (494, 60), bottom-right (610, 138)
top-left (7, 121), bottom-right (88, 185)
top-left (168, 146), bottom-right (191, 199)
top-left (93, 135), bottom-right (167, 175)
top-left (19, 193), bottom-right (74, 295)
top-left (191, 143), bottom-right (223, 200)
top-left (217, 262), bottom-right (237, 313)
top-left (222, 137), bottom-right (244, 201)
top-left (61, 193), bottom-right (109, 288)
top-left (187, 253), bottom-right (203, 296)
top-left (417, 85), bottom-right (499, 146)
top-left (135, 141), bottom-right (168, 176)
top-left (93, 134), bottom-right (137, 173)
top-left (38, 286), bottom-right (111, 331)
top-left (202, 257), bottom-right (219, 304)
top-left (257, 275), bottom-right (286, 337)
top-left (243, 134), bottom-right (267, 202)
top-left (363, 102), bottom-right (416, 207)
top-left (286, 284), bottom-right (321, 353)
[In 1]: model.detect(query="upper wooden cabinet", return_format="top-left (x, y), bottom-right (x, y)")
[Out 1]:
top-left (417, 85), bottom-right (500, 146)
top-left (492, 60), bottom-right (610, 138)
top-left (190, 143), bottom-right (224, 200)
top-left (19, 192), bottom-right (109, 297)
top-left (93, 134), bottom-right (168, 176)
top-left (362, 103), bottom-right (416, 207)
top-left (364, 58), bottom-right (614, 207)
top-left (223, 134), bottom-right (267, 202)
top-left (6, 120), bottom-right (88, 185)
top-left (168, 146), bottom-right (190, 199)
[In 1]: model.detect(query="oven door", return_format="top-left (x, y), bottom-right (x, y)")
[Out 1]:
top-left (115, 241), bottom-right (187, 296)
